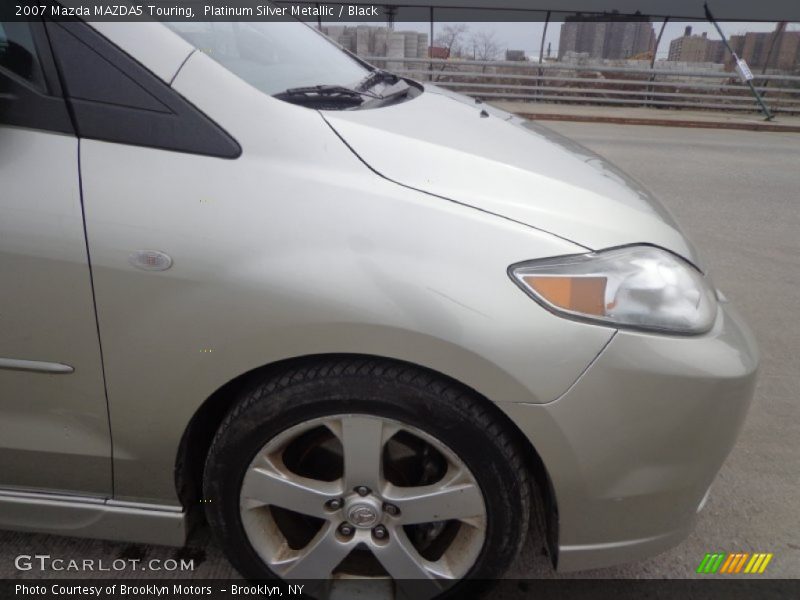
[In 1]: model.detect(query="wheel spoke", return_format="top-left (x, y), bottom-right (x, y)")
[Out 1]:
top-left (272, 523), bottom-right (354, 579)
top-left (337, 416), bottom-right (390, 491)
top-left (373, 527), bottom-right (448, 586)
top-left (384, 480), bottom-right (484, 525)
top-left (241, 461), bottom-right (341, 518)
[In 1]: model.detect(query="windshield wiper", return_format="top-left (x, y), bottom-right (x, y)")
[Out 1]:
top-left (274, 75), bottom-right (410, 110)
top-left (356, 69), bottom-right (399, 92)
top-left (274, 85), bottom-right (378, 107)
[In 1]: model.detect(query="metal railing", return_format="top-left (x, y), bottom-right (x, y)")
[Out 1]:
top-left (362, 57), bottom-right (800, 114)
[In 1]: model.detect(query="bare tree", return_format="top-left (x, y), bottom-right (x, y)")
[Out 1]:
top-left (434, 24), bottom-right (469, 59)
top-left (432, 24), bottom-right (470, 81)
top-left (469, 30), bottom-right (501, 62)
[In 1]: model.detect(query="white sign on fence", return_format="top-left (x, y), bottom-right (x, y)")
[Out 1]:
top-left (736, 58), bottom-right (754, 82)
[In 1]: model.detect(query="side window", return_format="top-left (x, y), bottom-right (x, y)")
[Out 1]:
top-left (45, 21), bottom-right (241, 158)
top-left (0, 20), bottom-right (46, 91)
top-left (0, 19), bottom-right (73, 134)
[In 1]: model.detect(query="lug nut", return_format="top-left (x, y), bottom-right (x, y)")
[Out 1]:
top-left (383, 503), bottom-right (400, 516)
top-left (372, 525), bottom-right (388, 540)
top-left (355, 486), bottom-right (371, 497)
top-left (325, 498), bottom-right (343, 510)
top-left (338, 523), bottom-right (354, 537)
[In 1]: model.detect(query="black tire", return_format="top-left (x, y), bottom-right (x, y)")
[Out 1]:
top-left (203, 357), bottom-right (531, 596)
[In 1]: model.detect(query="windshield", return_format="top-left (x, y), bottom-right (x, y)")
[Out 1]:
top-left (165, 21), bottom-right (369, 96)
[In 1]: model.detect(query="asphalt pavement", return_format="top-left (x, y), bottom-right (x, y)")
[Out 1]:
top-left (2, 123), bottom-right (798, 582)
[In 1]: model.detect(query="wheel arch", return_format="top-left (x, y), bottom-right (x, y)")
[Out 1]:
top-left (174, 353), bottom-right (559, 565)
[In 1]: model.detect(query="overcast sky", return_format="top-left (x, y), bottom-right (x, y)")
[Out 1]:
top-left (385, 21), bottom-right (798, 59)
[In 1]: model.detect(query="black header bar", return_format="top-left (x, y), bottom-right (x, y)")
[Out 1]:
top-left (3, 0), bottom-right (800, 22)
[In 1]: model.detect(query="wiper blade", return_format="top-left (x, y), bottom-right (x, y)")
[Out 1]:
top-left (356, 69), bottom-right (399, 92)
top-left (274, 76), bottom-right (410, 110)
top-left (274, 85), bottom-right (381, 108)
top-left (278, 85), bottom-right (362, 97)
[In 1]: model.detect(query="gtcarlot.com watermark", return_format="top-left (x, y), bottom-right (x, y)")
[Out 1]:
top-left (14, 554), bottom-right (195, 573)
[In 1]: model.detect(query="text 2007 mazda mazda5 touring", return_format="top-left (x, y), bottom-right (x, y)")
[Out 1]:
top-left (0, 16), bottom-right (757, 595)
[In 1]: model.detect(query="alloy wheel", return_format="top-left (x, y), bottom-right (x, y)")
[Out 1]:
top-left (239, 414), bottom-right (487, 593)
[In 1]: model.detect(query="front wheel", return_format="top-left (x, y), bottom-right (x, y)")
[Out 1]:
top-left (203, 359), bottom-right (531, 597)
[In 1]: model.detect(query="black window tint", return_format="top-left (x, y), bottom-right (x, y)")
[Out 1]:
top-left (46, 21), bottom-right (241, 159)
top-left (0, 19), bottom-right (73, 134)
top-left (0, 21), bottom-right (46, 91)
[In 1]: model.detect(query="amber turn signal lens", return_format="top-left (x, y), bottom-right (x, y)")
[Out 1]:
top-left (523, 276), bottom-right (608, 316)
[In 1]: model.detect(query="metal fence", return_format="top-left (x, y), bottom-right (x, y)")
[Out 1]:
top-left (363, 56), bottom-right (800, 114)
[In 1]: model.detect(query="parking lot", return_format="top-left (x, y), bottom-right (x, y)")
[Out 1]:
top-left (2, 123), bottom-right (798, 581)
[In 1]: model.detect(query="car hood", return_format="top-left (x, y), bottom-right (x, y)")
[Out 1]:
top-left (323, 85), bottom-right (700, 266)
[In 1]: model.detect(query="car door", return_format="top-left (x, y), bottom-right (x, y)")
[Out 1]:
top-left (0, 18), bottom-right (111, 496)
top-left (36, 19), bottom-right (239, 504)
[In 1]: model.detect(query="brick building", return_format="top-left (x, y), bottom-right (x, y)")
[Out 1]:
top-left (558, 16), bottom-right (655, 60)
top-left (728, 31), bottom-right (800, 71)
top-left (668, 26), bottom-right (726, 63)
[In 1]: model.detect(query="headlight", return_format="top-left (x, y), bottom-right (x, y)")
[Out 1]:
top-left (510, 245), bottom-right (718, 334)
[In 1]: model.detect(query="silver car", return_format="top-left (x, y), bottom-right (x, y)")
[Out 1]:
top-left (0, 15), bottom-right (757, 594)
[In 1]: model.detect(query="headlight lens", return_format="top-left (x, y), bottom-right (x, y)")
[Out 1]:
top-left (510, 245), bottom-right (718, 334)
